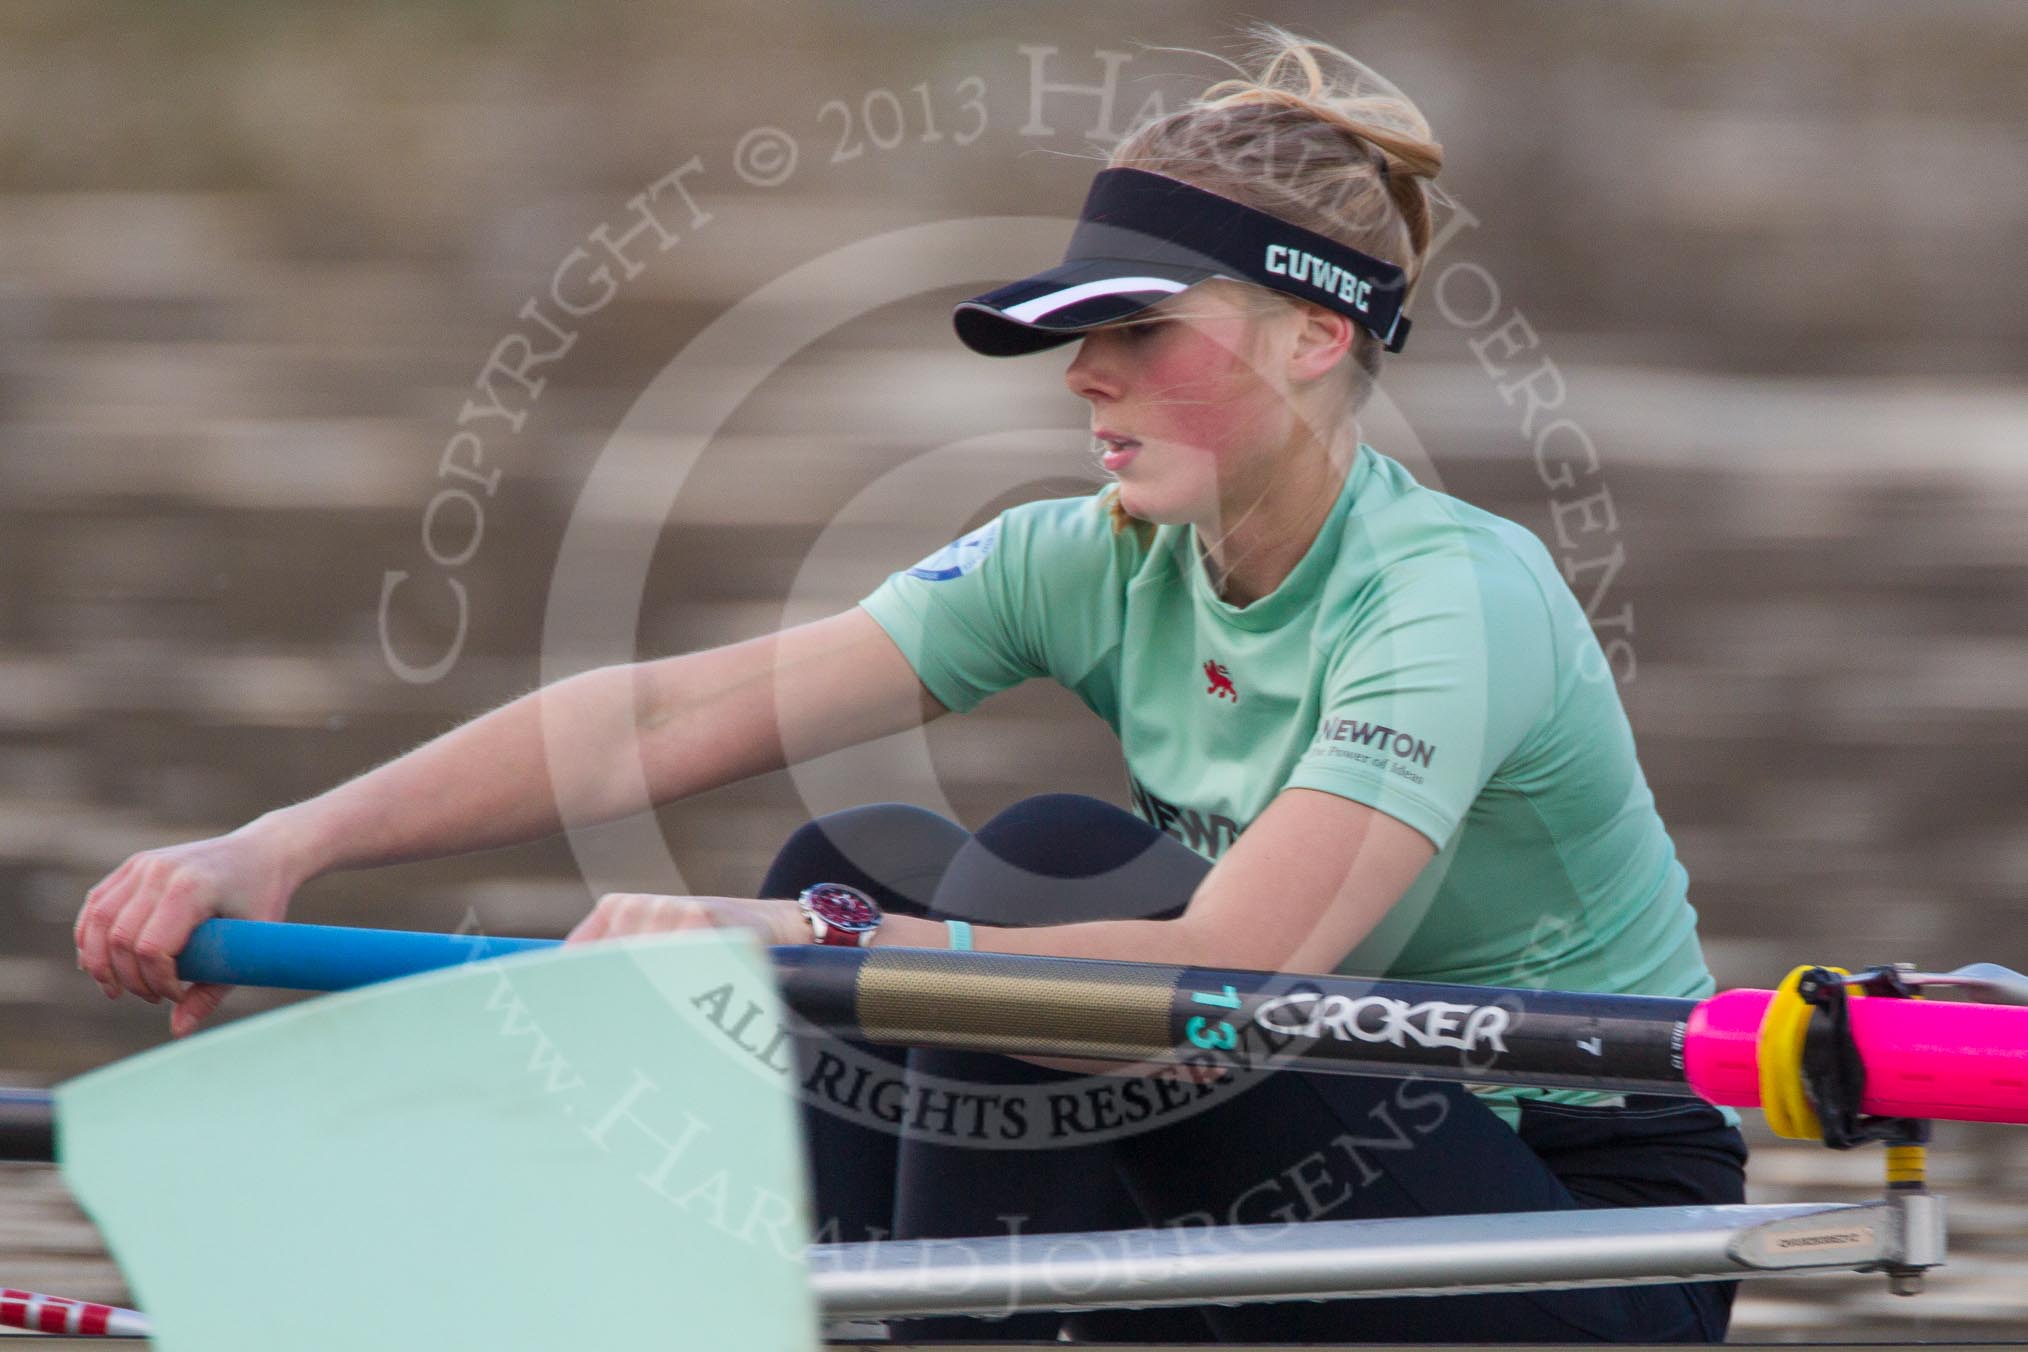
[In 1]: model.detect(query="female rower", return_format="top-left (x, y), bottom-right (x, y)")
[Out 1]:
top-left (75, 27), bottom-right (1744, 1344)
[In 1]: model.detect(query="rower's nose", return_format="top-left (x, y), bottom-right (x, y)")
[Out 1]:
top-left (1064, 332), bottom-right (1124, 405)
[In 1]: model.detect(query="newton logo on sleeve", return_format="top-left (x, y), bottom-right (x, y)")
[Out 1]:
top-left (905, 520), bottom-right (1000, 581)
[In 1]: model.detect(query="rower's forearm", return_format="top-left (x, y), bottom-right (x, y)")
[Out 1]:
top-left (875, 912), bottom-right (1219, 968)
top-left (247, 664), bottom-right (684, 881)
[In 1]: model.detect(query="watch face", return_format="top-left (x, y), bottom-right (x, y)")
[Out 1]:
top-left (803, 883), bottom-right (879, 931)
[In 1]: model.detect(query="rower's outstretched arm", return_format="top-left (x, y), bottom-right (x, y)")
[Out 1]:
top-left (286, 607), bottom-right (946, 875)
top-left (76, 609), bottom-right (946, 1028)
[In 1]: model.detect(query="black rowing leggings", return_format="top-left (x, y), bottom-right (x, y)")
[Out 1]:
top-left (760, 793), bottom-right (1747, 1344)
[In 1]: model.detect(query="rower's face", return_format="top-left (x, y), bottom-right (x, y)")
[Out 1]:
top-left (1064, 282), bottom-right (1300, 529)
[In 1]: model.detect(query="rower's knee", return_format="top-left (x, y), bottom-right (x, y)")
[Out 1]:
top-left (761, 802), bottom-right (968, 917)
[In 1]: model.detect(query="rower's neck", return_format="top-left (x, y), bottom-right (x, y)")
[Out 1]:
top-left (1197, 437), bottom-right (1356, 607)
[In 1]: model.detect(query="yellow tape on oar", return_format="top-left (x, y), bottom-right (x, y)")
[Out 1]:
top-left (1758, 965), bottom-right (1857, 1141)
top-left (1885, 1141), bottom-right (1927, 1187)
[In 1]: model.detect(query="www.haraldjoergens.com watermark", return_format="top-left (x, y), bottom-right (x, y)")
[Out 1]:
top-left (802, 1071), bottom-right (1455, 1292)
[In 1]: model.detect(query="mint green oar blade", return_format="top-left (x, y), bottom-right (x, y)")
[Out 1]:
top-left (55, 932), bottom-right (816, 1351)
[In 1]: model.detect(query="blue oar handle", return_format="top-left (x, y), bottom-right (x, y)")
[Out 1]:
top-left (178, 919), bottom-right (556, 992)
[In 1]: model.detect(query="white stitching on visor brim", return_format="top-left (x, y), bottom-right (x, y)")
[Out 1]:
top-left (999, 275), bottom-right (1191, 324)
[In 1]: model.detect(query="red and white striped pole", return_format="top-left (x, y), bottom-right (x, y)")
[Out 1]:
top-left (0, 1288), bottom-right (151, 1338)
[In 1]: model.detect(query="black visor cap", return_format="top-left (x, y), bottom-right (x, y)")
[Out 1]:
top-left (953, 168), bottom-right (1411, 358)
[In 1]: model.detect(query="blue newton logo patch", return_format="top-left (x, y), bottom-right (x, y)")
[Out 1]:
top-left (906, 520), bottom-right (1000, 581)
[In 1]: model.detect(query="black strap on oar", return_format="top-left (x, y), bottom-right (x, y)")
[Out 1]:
top-left (1793, 966), bottom-right (1928, 1152)
top-left (1790, 966), bottom-right (1936, 1294)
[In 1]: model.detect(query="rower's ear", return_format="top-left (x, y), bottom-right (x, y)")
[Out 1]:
top-left (1286, 301), bottom-right (1356, 384)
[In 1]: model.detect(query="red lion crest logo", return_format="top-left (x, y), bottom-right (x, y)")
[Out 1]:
top-left (1203, 659), bottom-right (1238, 702)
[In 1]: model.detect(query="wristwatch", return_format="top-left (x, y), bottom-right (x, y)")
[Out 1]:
top-left (797, 882), bottom-right (883, 947)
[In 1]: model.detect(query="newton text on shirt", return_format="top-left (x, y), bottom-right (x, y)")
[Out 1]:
top-left (1314, 718), bottom-right (1437, 768)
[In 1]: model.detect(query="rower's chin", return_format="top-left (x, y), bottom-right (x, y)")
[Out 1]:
top-left (1112, 479), bottom-right (1187, 529)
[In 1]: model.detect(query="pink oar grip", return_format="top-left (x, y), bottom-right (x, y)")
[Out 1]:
top-left (1686, 988), bottom-right (2028, 1124)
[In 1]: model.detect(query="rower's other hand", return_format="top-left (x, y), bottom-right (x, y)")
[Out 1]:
top-left (566, 893), bottom-right (804, 948)
top-left (75, 829), bottom-right (297, 1033)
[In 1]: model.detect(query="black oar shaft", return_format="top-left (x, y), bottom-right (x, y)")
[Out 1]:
top-left (176, 920), bottom-right (1701, 1095)
top-left (3, 929), bottom-right (1705, 1164)
top-left (779, 947), bottom-right (1699, 1096)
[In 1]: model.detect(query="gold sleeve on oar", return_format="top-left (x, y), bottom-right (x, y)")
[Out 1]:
top-left (855, 950), bottom-right (1182, 1059)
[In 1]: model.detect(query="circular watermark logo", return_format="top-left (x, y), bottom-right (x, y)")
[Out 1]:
top-left (429, 40), bottom-right (1652, 1292)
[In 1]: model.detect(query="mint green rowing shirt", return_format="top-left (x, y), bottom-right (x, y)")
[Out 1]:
top-left (858, 444), bottom-right (1722, 1126)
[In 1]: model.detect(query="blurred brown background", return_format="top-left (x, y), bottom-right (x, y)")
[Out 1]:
top-left (2, 0), bottom-right (2025, 1340)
